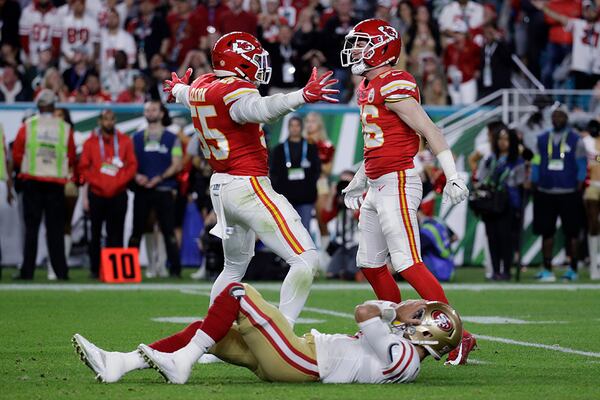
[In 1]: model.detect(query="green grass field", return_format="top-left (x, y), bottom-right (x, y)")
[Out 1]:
top-left (1, 267), bottom-right (600, 400)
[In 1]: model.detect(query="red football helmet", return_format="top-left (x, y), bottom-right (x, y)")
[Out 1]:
top-left (211, 31), bottom-right (272, 85)
top-left (340, 19), bottom-right (402, 75)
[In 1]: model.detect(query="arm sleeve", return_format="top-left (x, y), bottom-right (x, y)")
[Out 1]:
top-left (229, 90), bottom-right (305, 124)
top-left (78, 140), bottom-right (99, 186)
top-left (172, 83), bottom-right (191, 109)
top-left (12, 125), bottom-right (26, 168)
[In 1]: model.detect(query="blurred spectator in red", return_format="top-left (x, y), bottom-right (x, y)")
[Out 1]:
top-left (0, 0), bottom-right (21, 50)
top-left (322, 0), bottom-right (359, 99)
top-left (216, 0), bottom-right (258, 36)
top-left (100, 7), bottom-right (136, 77)
top-left (443, 21), bottom-right (481, 105)
top-left (102, 49), bottom-right (138, 101)
top-left (0, 65), bottom-right (28, 102)
top-left (258, 0), bottom-right (287, 44)
top-left (167, 0), bottom-right (207, 66)
top-left (539, 0), bottom-right (582, 88)
top-left (116, 74), bottom-right (148, 103)
top-left (194, 0), bottom-right (229, 33)
top-left (478, 22), bottom-right (512, 99)
top-left (69, 72), bottom-right (112, 103)
top-left (97, 0), bottom-right (132, 29)
top-left (62, 47), bottom-right (94, 92)
top-left (438, 0), bottom-right (484, 43)
top-left (264, 25), bottom-right (300, 92)
top-left (79, 109), bottom-right (137, 279)
top-left (126, 0), bottom-right (171, 71)
top-left (59, 0), bottom-right (101, 71)
top-left (19, 0), bottom-right (61, 67)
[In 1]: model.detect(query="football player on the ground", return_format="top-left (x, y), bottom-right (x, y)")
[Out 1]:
top-left (339, 19), bottom-right (475, 365)
top-left (73, 283), bottom-right (462, 384)
top-left (162, 31), bottom-right (339, 326)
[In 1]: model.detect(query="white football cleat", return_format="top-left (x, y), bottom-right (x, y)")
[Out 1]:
top-left (72, 334), bottom-right (125, 383)
top-left (137, 344), bottom-right (193, 384)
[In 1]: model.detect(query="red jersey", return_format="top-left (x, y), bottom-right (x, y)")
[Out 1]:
top-left (357, 70), bottom-right (421, 179)
top-left (187, 73), bottom-right (268, 176)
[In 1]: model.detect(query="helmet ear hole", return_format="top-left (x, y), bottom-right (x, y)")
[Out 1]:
top-left (240, 64), bottom-right (250, 69)
top-left (423, 331), bottom-right (433, 338)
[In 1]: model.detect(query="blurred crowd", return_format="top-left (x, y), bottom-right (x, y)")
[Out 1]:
top-left (0, 0), bottom-right (599, 106)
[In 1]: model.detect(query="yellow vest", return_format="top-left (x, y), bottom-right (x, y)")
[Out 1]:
top-left (21, 115), bottom-right (70, 179)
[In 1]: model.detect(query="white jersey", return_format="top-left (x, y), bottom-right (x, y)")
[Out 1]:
top-left (96, 1), bottom-right (129, 29)
top-left (566, 19), bottom-right (600, 75)
top-left (18, 4), bottom-right (62, 65)
top-left (438, 1), bottom-right (484, 32)
top-left (99, 29), bottom-right (136, 74)
top-left (60, 14), bottom-right (100, 68)
top-left (57, 2), bottom-right (102, 19)
top-left (311, 329), bottom-right (420, 384)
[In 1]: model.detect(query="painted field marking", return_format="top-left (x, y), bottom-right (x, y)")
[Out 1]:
top-left (461, 316), bottom-right (566, 325)
top-left (475, 335), bottom-right (600, 359)
top-left (152, 316), bottom-right (325, 325)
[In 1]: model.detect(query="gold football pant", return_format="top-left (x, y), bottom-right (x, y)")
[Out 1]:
top-left (209, 284), bottom-right (320, 382)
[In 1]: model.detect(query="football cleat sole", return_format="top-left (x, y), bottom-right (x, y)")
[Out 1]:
top-left (71, 335), bottom-right (104, 383)
top-left (137, 346), bottom-right (171, 384)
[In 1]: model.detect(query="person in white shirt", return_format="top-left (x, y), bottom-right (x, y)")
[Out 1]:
top-left (99, 7), bottom-right (136, 77)
top-left (59, 0), bottom-right (101, 71)
top-left (73, 283), bottom-right (462, 384)
top-left (438, 0), bottom-right (484, 42)
top-left (18, 0), bottom-right (62, 66)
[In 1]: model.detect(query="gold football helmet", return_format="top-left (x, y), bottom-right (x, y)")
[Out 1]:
top-left (401, 301), bottom-right (463, 360)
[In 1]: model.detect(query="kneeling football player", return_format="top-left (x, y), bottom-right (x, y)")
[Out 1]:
top-left (73, 284), bottom-right (462, 384)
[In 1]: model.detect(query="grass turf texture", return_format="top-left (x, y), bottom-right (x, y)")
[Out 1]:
top-left (1, 268), bottom-right (600, 399)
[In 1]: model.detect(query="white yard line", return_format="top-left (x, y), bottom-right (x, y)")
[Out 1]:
top-left (2, 282), bottom-right (600, 291)
top-left (474, 335), bottom-right (600, 359)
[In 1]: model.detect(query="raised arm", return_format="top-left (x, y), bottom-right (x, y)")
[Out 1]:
top-left (531, 0), bottom-right (570, 26)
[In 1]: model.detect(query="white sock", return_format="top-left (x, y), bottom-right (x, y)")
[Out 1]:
top-left (589, 235), bottom-right (600, 278)
top-left (64, 235), bottom-right (72, 259)
top-left (119, 350), bottom-right (148, 373)
top-left (174, 331), bottom-right (215, 363)
top-left (279, 250), bottom-right (317, 325)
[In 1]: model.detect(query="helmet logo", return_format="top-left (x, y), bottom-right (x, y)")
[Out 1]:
top-left (232, 40), bottom-right (256, 54)
top-left (432, 310), bottom-right (453, 332)
top-left (378, 25), bottom-right (398, 39)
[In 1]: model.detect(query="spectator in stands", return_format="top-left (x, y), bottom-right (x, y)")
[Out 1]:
top-left (59, 0), bottom-right (101, 72)
top-left (438, 0), bottom-right (484, 43)
top-left (533, 0), bottom-right (600, 96)
top-left (24, 46), bottom-right (55, 97)
top-left (36, 67), bottom-right (68, 102)
top-left (102, 50), bottom-right (138, 101)
top-left (389, 0), bottom-right (414, 36)
top-left (97, 0), bottom-right (132, 30)
top-left (538, 0), bottom-right (582, 89)
top-left (129, 100), bottom-right (183, 278)
top-left (406, 6), bottom-right (442, 77)
top-left (100, 7), bottom-right (136, 77)
top-left (0, 65), bottom-right (28, 102)
top-left (216, 0), bottom-right (258, 36)
top-left (420, 53), bottom-right (448, 105)
top-left (79, 109), bottom-right (137, 279)
top-left (478, 22), bottom-right (512, 100)
top-left (264, 25), bottom-right (300, 93)
top-left (148, 56), bottom-right (171, 102)
top-left (62, 47), bottom-right (94, 93)
top-left (293, 6), bottom-right (323, 84)
top-left (582, 119), bottom-right (600, 280)
top-left (116, 74), bottom-right (148, 103)
top-left (270, 115), bottom-right (321, 230)
top-left (195, 0), bottom-right (229, 33)
top-left (0, 0), bottom-right (21, 50)
top-left (11, 90), bottom-right (76, 281)
top-left (177, 49), bottom-right (212, 82)
top-left (0, 43), bottom-right (20, 68)
top-left (69, 72), bottom-right (112, 103)
top-left (258, 0), bottom-right (287, 44)
top-left (126, 0), bottom-right (171, 71)
top-left (476, 128), bottom-right (526, 281)
top-left (531, 107), bottom-right (587, 281)
top-left (166, 0), bottom-right (207, 66)
top-left (19, 0), bottom-right (61, 67)
top-left (443, 21), bottom-right (481, 105)
top-left (321, 0), bottom-right (359, 99)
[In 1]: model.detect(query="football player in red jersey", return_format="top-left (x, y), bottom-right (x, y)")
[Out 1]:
top-left (339, 19), bottom-right (475, 365)
top-left (162, 32), bottom-right (338, 327)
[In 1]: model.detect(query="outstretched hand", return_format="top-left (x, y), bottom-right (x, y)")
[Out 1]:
top-left (302, 67), bottom-right (340, 103)
top-left (163, 68), bottom-right (193, 103)
top-left (395, 300), bottom-right (427, 325)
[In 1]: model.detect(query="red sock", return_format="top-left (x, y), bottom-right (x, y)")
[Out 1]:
top-left (400, 262), bottom-right (449, 304)
top-left (149, 283), bottom-right (245, 352)
top-left (361, 266), bottom-right (401, 302)
top-left (150, 321), bottom-right (204, 352)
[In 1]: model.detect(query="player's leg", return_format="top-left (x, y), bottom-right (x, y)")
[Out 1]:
top-left (244, 176), bottom-right (318, 325)
top-left (584, 186), bottom-right (600, 279)
top-left (356, 188), bottom-right (401, 302)
top-left (235, 284), bottom-right (320, 382)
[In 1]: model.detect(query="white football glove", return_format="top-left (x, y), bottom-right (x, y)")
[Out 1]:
top-left (443, 176), bottom-right (469, 205)
top-left (342, 162), bottom-right (367, 210)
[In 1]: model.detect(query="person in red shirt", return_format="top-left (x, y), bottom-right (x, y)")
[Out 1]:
top-left (12, 90), bottom-right (77, 281)
top-left (69, 73), bottom-right (112, 103)
top-left (167, 0), bottom-right (208, 66)
top-left (216, 0), bottom-right (258, 36)
top-left (79, 109), bottom-right (137, 279)
top-left (443, 21), bottom-right (481, 105)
